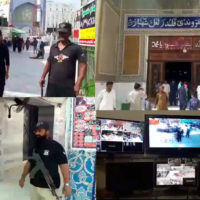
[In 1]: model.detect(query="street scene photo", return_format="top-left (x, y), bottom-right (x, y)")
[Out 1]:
top-left (156, 164), bottom-right (196, 186)
top-left (0, 0), bottom-right (95, 97)
top-left (99, 119), bottom-right (143, 143)
top-left (149, 118), bottom-right (200, 148)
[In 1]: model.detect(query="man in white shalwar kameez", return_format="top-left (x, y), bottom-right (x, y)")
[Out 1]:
top-left (129, 83), bottom-right (146, 110)
top-left (96, 82), bottom-right (116, 110)
top-left (197, 84), bottom-right (200, 101)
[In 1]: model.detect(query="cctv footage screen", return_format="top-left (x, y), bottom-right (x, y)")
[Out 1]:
top-left (149, 118), bottom-right (200, 148)
top-left (97, 119), bottom-right (144, 152)
top-left (156, 164), bottom-right (196, 186)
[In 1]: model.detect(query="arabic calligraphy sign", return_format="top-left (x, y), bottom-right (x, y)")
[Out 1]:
top-left (126, 16), bottom-right (200, 29)
top-left (149, 36), bottom-right (200, 51)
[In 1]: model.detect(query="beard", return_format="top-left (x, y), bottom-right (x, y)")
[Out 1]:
top-left (36, 135), bottom-right (46, 140)
top-left (35, 135), bottom-right (47, 147)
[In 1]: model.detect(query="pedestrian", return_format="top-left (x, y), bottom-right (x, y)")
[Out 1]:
top-left (12, 36), bottom-right (17, 52)
top-left (21, 38), bottom-right (25, 50)
top-left (33, 38), bottom-right (38, 54)
top-left (17, 36), bottom-right (22, 53)
top-left (25, 37), bottom-right (30, 50)
top-left (129, 83), bottom-right (146, 110)
top-left (39, 22), bottom-right (87, 97)
top-left (178, 82), bottom-right (187, 110)
top-left (169, 80), bottom-right (177, 106)
top-left (155, 82), bottom-right (161, 95)
top-left (186, 126), bottom-right (192, 138)
top-left (189, 92), bottom-right (199, 110)
top-left (155, 86), bottom-right (168, 110)
top-left (3, 38), bottom-right (8, 46)
top-left (36, 38), bottom-right (40, 54)
top-left (18, 121), bottom-right (72, 200)
top-left (197, 83), bottom-right (200, 101)
top-left (162, 80), bottom-right (170, 97)
top-left (0, 30), bottom-right (10, 97)
top-left (96, 81), bottom-right (116, 110)
top-left (178, 81), bottom-right (181, 89)
top-left (30, 40), bottom-right (45, 59)
top-left (40, 40), bottom-right (45, 58)
top-left (177, 129), bottom-right (183, 142)
top-left (145, 96), bottom-right (154, 110)
top-left (184, 81), bottom-right (188, 98)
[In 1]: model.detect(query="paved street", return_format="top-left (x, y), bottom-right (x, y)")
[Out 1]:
top-left (4, 46), bottom-right (50, 97)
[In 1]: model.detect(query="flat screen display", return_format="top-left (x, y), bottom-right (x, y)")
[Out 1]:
top-left (156, 163), bottom-right (196, 186)
top-left (97, 118), bottom-right (144, 152)
top-left (149, 118), bottom-right (200, 148)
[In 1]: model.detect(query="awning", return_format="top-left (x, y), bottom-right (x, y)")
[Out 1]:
top-left (10, 28), bottom-right (26, 34)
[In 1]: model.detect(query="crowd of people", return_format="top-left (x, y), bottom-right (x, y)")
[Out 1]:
top-left (96, 82), bottom-right (146, 110)
top-left (96, 80), bottom-right (200, 111)
top-left (3, 36), bottom-right (45, 59)
top-left (154, 80), bottom-right (200, 110)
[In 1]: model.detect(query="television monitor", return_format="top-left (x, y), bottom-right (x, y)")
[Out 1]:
top-left (156, 163), bottom-right (196, 186)
top-left (97, 118), bottom-right (144, 153)
top-left (145, 115), bottom-right (200, 155)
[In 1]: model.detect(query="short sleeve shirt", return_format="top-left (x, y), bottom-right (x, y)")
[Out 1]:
top-left (47, 41), bottom-right (87, 87)
top-left (29, 139), bottom-right (68, 188)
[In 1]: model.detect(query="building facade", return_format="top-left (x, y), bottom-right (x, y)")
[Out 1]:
top-left (96, 0), bottom-right (200, 96)
top-left (0, 0), bottom-right (10, 25)
top-left (45, 0), bottom-right (76, 33)
top-left (81, 0), bottom-right (93, 7)
top-left (10, 0), bottom-right (46, 33)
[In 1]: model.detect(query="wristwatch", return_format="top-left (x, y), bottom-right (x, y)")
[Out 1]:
top-left (65, 183), bottom-right (70, 187)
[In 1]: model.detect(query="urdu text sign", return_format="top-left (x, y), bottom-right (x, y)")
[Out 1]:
top-left (126, 16), bottom-right (200, 29)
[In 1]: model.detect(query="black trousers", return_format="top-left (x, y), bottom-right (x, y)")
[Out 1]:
top-left (0, 76), bottom-right (5, 97)
top-left (180, 102), bottom-right (187, 110)
top-left (169, 92), bottom-right (177, 106)
top-left (46, 83), bottom-right (76, 97)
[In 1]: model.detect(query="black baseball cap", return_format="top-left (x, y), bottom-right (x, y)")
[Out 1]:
top-left (35, 121), bottom-right (49, 130)
top-left (134, 83), bottom-right (141, 90)
top-left (106, 81), bottom-right (114, 86)
top-left (57, 22), bottom-right (72, 34)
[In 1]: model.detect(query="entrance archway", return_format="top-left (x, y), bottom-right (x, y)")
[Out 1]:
top-left (148, 36), bottom-right (200, 96)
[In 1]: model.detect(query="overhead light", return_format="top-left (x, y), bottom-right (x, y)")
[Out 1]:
top-left (183, 47), bottom-right (187, 53)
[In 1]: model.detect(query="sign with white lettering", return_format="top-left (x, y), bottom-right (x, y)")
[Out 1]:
top-left (80, 1), bottom-right (95, 46)
top-left (149, 36), bottom-right (200, 51)
top-left (126, 16), bottom-right (200, 29)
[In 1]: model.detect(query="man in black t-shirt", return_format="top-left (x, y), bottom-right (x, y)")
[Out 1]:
top-left (19, 121), bottom-right (72, 200)
top-left (0, 30), bottom-right (10, 97)
top-left (39, 22), bottom-right (87, 97)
